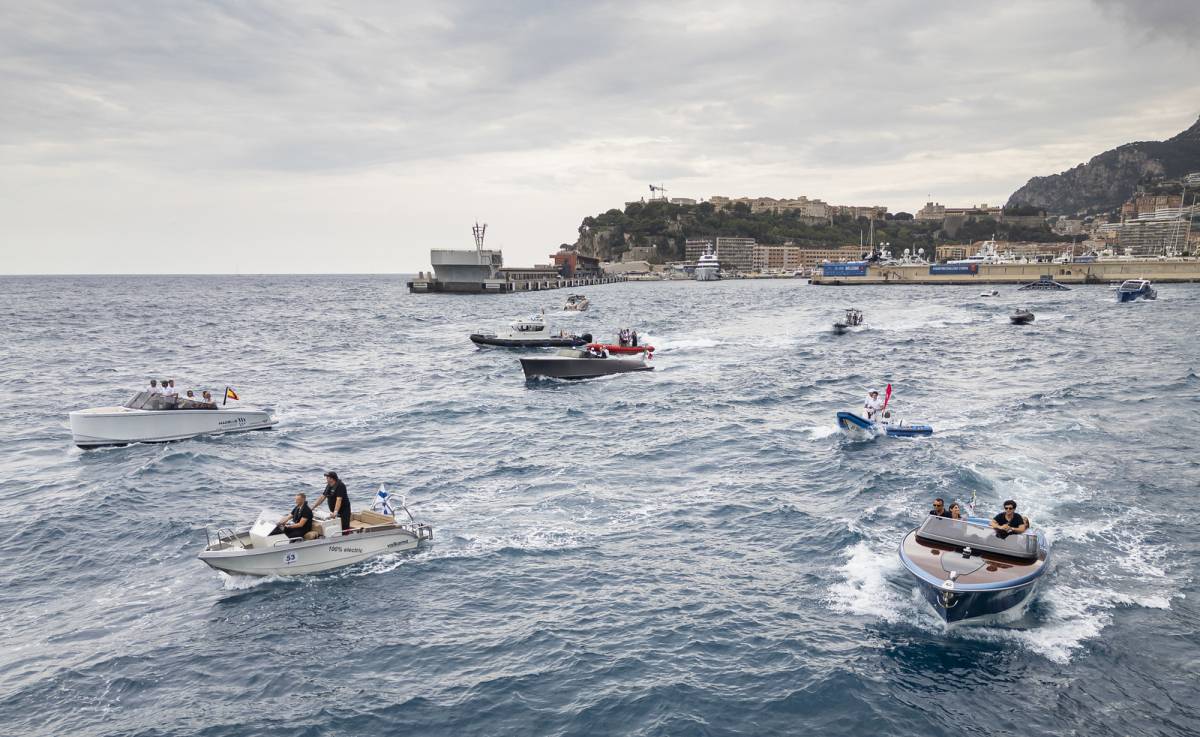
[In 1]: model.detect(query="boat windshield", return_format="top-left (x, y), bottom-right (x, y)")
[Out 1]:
top-left (123, 392), bottom-right (217, 411)
top-left (915, 515), bottom-right (1038, 560)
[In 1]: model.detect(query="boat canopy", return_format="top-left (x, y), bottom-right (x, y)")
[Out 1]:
top-left (123, 391), bottom-right (218, 411)
top-left (915, 515), bottom-right (1038, 560)
top-left (1118, 279), bottom-right (1150, 291)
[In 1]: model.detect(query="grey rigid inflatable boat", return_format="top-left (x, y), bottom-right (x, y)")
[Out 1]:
top-left (520, 348), bottom-right (653, 380)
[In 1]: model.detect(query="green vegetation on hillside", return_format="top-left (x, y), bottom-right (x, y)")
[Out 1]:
top-left (576, 200), bottom-right (1070, 262)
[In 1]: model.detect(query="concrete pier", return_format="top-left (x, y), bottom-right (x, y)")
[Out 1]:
top-left (408, 274), bottom-right (627, 294)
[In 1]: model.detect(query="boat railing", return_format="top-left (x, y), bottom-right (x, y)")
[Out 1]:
top-left (205, 527), bottom-right (245, 550)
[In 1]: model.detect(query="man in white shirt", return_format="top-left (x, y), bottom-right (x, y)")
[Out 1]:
top-left (163, 379), bottom-right (178, 398)
top-left (148, 379), bottom-right (162, 395)
top-left (864, 390), bottom-right (884, 421)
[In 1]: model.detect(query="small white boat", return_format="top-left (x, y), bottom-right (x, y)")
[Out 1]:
top-left (563, 294), bottom-right (590, 311)
top-left (69, 391), bottom-right (277, 448)
top-left (979, 290), bottom-right (999, 297)
top-left (199, 491), bottom-right (432, 577)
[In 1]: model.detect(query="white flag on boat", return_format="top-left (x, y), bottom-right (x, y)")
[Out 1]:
top-left (373, 484), bottom-right (394, 516)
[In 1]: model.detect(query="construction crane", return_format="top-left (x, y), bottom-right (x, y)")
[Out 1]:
top-left (649, 184), bottom-right (668, 201)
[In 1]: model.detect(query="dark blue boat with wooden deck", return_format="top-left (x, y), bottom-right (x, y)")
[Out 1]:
top-left (900, 515), bottom-right (1050, 624)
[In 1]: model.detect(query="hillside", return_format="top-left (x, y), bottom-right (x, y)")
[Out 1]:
top-left (1007, 116), bottom-right (1200, 215)
top-left (571, 201), bottom-right (1068, 263)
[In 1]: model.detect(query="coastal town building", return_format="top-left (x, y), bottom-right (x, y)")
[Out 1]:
top-left (916, 202), bottom-right (1004, 221)
top-left (684, 238), bottom-right (716, 263)
top-left (1121, 194), bottom-right (1182, 219)
top-left (715, 237), bottom-right (756, 272)
top-left (551, 250), bottom-right (603, 277)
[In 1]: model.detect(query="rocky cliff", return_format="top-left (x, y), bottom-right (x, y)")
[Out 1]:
top-left (1007, 116), bottom-right (1200, 215)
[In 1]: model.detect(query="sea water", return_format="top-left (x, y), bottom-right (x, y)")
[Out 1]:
top-left (0, 275), bottom-right (1196, 736)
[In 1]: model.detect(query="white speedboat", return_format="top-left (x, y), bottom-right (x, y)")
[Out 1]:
top-left (695, 245), bottom-right (721, 281)
top-left (69, 391), bottom-right (277, 448)
top-left (563, 294), bottom-right (590, 311)
top-left (199, 491), bottom-right (433, 577)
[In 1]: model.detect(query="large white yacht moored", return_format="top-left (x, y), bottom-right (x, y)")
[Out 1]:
top-left (694, 245), bottom-right (721, 281)
top-left (199, 488), bottom-right (433, 577)
top-left (69, 391), bottom-right (277, 448)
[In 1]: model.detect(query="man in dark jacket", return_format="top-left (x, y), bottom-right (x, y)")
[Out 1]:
top-left (271, 493), bottom-right (313, 539)
top-left (318, 471), bottom-right (352, 534)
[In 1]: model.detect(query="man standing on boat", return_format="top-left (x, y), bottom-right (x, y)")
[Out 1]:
top-left (864, 390), bottom-right (884, 421)
top-left (318, 471), bottom-right (352, 535)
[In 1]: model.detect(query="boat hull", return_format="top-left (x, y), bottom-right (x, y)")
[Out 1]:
top-left (199, 527), bottom-right (426, 576)
top-left (470, 334), bottom-right (587, 348)
top-left (520, 356), bottom-right (653, 380)
top-left (1117, 289), bottom-right (1156, 302)
top-left (69, 407), bottom-right (277, 448)
top-left (836, 411), bottom-right (932, 438)
top-left (914, 576), bottom-right (1042, 624)
top-left (1010, 313), bottom-right (1034, 324)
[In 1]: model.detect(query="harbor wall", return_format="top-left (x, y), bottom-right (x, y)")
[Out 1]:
top-left (408, 274), bottom-right (627, 294)
top-left (809, 259), bottom-right (1200, 285)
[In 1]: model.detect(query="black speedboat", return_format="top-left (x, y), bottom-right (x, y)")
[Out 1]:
top-left (899, 515), bottom-right (1050, 624)
top-left (470, 313), bottom-right (591, 348)
top-left (832, 308), bottom-right (864, 335)
top-left (520, 347), bottom-right (653, 380)
top-left (1009, 309), bottom-right (1034, 325)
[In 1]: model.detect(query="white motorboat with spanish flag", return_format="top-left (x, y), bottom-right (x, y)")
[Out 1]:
top-left (69, 387), bottom-right (277, 448)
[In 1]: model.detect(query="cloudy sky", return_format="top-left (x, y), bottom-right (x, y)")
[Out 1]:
top-left (2, 0), bottom-right (1198, 274)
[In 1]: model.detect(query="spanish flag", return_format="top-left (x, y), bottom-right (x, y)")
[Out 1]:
top-left (225, 387), bottom-right (239, 401)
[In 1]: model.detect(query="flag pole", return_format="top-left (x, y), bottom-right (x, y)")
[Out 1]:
top-left (223, 386), bottom-right (228, 406)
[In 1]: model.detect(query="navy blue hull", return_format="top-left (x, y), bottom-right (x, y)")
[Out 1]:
top-left (470, 334), bottom-right (587, 348)
top-left (1117, 290), bottom-right (1156, 303)
top-left (836, 411), bottom-right (932, 437)
top-left (914, 578), bottom-right (1039, 624)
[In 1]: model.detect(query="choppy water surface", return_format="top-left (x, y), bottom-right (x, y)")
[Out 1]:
top-left (1, 275), bottom-right (1197, 736)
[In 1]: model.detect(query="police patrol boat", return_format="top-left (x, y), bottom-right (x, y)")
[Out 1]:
top-left (836, 411), bottom-right (933, 438)
top-left (899, 514), bottom-right (1050, 624)
top-left (199, 486), bottom-right (433, 577)
top-left (69, 390), bottom-right (277, 448)
top-left (470, 312), bottom-right (592, 348)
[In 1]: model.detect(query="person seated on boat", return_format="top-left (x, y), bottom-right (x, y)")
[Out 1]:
top-left (990, 500), bottom-right (1028, 536)
top-left (864, 390), bottom-right (884, 421)
top-left (318, 471), bottom-right (352, 534)
top-left (929, 498), bottom-right (951, 518)
top-left (185, 390), bottom-right (195, 399)
top-left (586, 345), bottom-right (608, 358)
top-left (271, 493), bottom-right (314, 539)
top-left (948, 502), bottom-right (963, 520)
top-left (149, 379), bottom-right (162, 395)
